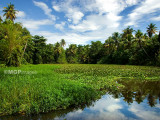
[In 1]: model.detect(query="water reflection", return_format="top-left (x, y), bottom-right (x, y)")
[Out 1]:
top-left (110, 79), bottom-right (160, 107)
top-left (0, 79), bottom-right (160, 120)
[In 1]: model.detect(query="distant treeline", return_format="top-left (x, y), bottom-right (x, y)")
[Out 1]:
top-left (0, 3), bottom-right (160, 67)
top-left (22, 26), bottom-right (160, 66)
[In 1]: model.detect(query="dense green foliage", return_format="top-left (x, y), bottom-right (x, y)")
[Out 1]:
top-left (0, 2), bottom-right (160, 118)
top-left (0, 64), bottom-right (160, 115)
top-left (0, 20), bottom-right (31, 66)
top-left (21, 26), bottom-right (160, 66)
top-left (0, 3), bottom-right (160, 67)
top-left (2, 24), bottom-right (159, 66)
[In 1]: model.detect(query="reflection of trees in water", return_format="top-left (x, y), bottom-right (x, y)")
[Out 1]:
top-left (148, 94), bottom-right (157, 107)
top-left (108, 79), bottom-right (160, 107)
top-left (1, 80), bottom-right (160, 120)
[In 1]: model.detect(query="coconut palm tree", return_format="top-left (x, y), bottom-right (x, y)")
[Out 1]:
top-left (135, 29), bottom-right (150, 59)
top-left (60, 39), bottom-right (66, 47)
top-left (158, 31), bottom-right (160, 43)
top-left (112, 32), bottom-right (120, 49)
top-left (0, 16), bottom-right (2, 22)
top-left (135, 30), bottom-right (143, 48)
top-left (146, 23), bottom-right (157, 38)
top-left (122, 26), bottom-right (134, 47)
top-left (3, 3), bottom-right (18, 21)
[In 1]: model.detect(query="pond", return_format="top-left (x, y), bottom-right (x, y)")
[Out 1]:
top-left (1, 79), bottom-right (160, 120)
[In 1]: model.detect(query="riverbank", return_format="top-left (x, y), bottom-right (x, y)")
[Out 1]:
top-left (0, 64), bottom-right (160, 116)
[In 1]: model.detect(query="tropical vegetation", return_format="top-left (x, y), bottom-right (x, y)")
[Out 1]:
top-left (0, 3), bottom-right (160, 67)
top-left (0, 64), bottom-right (160, 115)
top-left (0, 3), bottom-right (160, 117)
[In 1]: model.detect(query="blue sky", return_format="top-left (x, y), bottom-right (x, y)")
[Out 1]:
top-left (0, 0), bottom-right (160, 46)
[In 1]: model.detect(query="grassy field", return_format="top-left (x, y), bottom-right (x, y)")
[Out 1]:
top-left (0, 64), bottom-right (160, 116)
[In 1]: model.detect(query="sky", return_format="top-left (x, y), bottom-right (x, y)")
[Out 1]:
top-left (0, 0), bottom-right (160, 46)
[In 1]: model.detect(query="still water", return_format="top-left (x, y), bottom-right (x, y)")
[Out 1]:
top-left (1, 79), bottom-right (160, 120)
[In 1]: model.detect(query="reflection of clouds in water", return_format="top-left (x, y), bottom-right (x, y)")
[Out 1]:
top-left (129, 102), bottom-right (160, 120)
top-left (55, 95), bottom-right (130, 120)
top-left (90, 95), bottom-right (123, 113)
top-left (54, 95), bottom-right (160, 120)
top-left (155, 104), bottom-right (160, 108)
top-left (107, 104), bottom-right (122, 112)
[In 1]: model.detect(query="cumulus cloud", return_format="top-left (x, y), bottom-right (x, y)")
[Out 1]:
top-left (66, 11), bottom-right (84, 24)
top-left (28, 0), bottom-right (144, 45)
top-left (33, 1), bottom-right (56, 21)
top-left (69, 13), bottom-right (122, 32)
top-left (16, 11), bottom-right (26, 18)
top-left (52, 0), bottom-right (84, 24)
top-left (16, 0), bottom-right (160, 45)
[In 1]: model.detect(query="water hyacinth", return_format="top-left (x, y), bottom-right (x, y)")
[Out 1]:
top-left (0, 64), bottom-right (160, 116)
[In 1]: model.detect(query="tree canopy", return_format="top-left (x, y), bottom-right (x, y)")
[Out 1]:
top-left (0, 3), bottom-right (160, 67)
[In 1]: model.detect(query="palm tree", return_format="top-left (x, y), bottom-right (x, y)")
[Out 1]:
top-left (60, 39), bottom-right (66, 47)
top-left (143, 33), bottom-right (149, 40)
top-left (122, 26), bottom-right (134, 39)
top-left (158, 31), bottom-right (160, 43)
top-left (135, 29), bottom-right (150, 59)
top-left (112, 32), bottom-right (120, 49)
top-left (0, 16), bottom-right (2, 22)
top-left (54, 42), bottom-right (62, 62)
top-left (3, 3), bottom-right (18, 21)
top-left (69, 44), bottom-right (77, 55)
top-left (122, 26), bottom-right (134, 47)
top-left (104, 37), bottom-right (114, 54)
top-left (135, 30), bottom-right (143, 48)
top-left (146, 23), bottom-right (157, 38)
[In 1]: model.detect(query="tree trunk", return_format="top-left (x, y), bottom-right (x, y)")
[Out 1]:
top-left (158, 31), bottom-right (160, 43)
top-left (21, 40), bottom-right (28, 63)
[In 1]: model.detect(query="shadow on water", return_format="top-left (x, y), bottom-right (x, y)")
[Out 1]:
top-left (1, 79), bottom-right (160, 120)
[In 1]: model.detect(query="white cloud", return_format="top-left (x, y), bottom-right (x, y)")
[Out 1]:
top-left (126, 0), bottom-right (160, 26)
top-left (84, 0), bottom-right (140, 15)
top-left (52, 0), bottom-right (84, 24)
top-left (49, 0), bottom-right (144, 45)
top-left (16, 11), bottom-right (26, 18)
top-left (33, 1), bottom-right (55, 21)
top-left (151, 16), bottom-right (160, 21)
top-left (55, 22), bottom-right (65, 30)
top-left (52, 5), bottom-right (60, 12)
top-left (18, 19), bottom-right (53, 30)
top-left (66, 11), bottom-right (84, 24)
top-left (14, 0), bottom-right (158, 46)
top-left (126, 0), bottom-right (140, 6)
top-left (31, 30), bottom-right (103, 48)
top-left (69, 13), bottom-right (121, 32)
top-left (91, 0), bottom-right (126, 14)
top-left (69, 15), bottom-right (101, 32)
